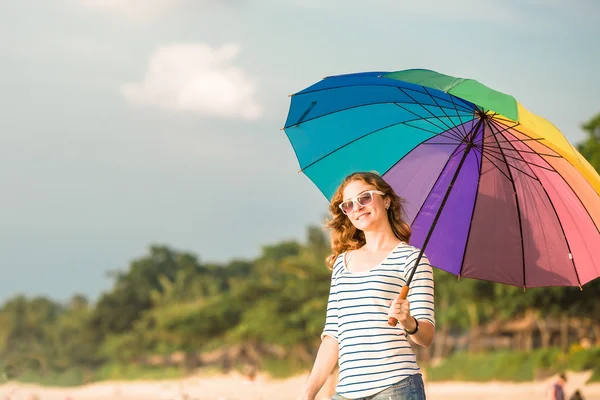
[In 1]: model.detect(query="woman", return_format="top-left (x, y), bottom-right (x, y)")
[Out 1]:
top-left (301, 172), bottom-right (435, 400)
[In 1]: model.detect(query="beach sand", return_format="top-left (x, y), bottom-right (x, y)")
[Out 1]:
top-left (2, 371), bottom-right (599, 400)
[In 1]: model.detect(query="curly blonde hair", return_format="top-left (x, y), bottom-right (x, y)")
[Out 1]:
top-left (325, 172), bottom-right (411, 269)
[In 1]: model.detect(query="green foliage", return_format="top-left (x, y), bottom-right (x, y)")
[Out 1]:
top-left (427, 346), bottom-right (600, 383)
top-left (565, 347), bottom-right (600, 371)
top-left (531, 347), bottom-right (563, 370)
top-left (261, 357), bottom-right (311, 379)
top-left (0, 226), bottom-right (333, 384)
top-left (90, 246), bottom-right (208, 336)
top-left (578, 113), bottom-right (600, 171)
top-left (93, 363), bottom-right (184, 381)
top-left (427, 351), bottom-right (535, 382)
top-left (17, 368), bottom-right (86, 387)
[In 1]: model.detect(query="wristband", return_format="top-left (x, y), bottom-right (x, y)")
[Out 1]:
top-left (404, 317), bottom-right (419, 335)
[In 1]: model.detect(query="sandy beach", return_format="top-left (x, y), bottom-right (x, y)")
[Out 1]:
top-left (2, 371), bottom-right (599, 400)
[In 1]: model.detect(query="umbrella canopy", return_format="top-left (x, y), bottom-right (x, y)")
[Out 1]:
top-left (283, 69), bottom-right (600, 290)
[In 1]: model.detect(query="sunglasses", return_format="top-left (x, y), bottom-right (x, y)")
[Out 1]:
top-left (338, 190), bottom-right (386, 215)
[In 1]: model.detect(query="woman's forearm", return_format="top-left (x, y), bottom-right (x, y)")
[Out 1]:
top-left (302, 336), bottom-right (339, 400)
top-left (406, 320), bottom-right (435, 347)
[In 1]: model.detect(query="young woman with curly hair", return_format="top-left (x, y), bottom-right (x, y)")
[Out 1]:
top-left (301, 172), bottom-right (435, 400)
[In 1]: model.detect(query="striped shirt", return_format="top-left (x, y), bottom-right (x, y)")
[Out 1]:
top-left (321, 242), bottom-right (435, 399)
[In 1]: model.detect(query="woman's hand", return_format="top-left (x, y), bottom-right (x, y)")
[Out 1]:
top-left (388, 298), bottom-right (435, 347)
top-left (300, 336), bottom-right (338, 400)
top-left (388, 298), bottom-right (417, 332)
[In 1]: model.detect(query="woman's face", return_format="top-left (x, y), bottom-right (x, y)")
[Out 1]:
top-left (341, 180), bottom-right (390, 231)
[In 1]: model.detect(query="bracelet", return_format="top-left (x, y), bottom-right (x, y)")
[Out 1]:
top-left (404, 317), bottom-right (419, 335)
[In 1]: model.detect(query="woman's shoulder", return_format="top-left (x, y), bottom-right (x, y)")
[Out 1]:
top-left (331, 253), bottom-right (346, 275)
top-left (395, 241), bottom-right (422, 256)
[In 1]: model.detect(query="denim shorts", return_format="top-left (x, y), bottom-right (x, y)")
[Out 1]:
top-left (332, 373), bottom-right (426, 400)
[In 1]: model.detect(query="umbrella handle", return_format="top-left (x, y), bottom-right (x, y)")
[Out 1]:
top-left (387, 285), bottom-right (410, 327)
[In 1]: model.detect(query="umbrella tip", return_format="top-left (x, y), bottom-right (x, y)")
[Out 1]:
top-left (457, 274), bottom-right (461, 281)
top-left (523, 286), bottom-right (527, 292)
top-left (579, 284), bottom-right (583, 291)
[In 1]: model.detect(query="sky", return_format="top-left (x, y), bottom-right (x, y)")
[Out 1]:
top-left (1, 0), bottom-right (599, 303)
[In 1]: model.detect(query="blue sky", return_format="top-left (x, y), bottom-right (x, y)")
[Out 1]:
top-left (1, 0), bottom-right (599, 302)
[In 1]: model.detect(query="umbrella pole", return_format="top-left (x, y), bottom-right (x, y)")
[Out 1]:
top-left (388, 117), bottom-right (484, 326)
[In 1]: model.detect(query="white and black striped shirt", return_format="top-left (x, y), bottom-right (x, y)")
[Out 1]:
top-left (321, 242), bottom-right (435, 399)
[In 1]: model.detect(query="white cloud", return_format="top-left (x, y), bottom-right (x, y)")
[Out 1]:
top-left (78, 0), bottom-right (181, 18)
top-left (121, 43), bottom-right (262, 120)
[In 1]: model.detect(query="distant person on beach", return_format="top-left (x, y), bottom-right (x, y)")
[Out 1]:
top-left (244, 363), bottom-right (257, 382)
top-left (569, 389), bottom-right (585, 400)
top-left (547, 373), bottom-right (567, 400)
top-left (300, 172), bottom-right (435, 400)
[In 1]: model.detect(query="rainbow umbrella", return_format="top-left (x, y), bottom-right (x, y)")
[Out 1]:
top-left (283, 69), bottom-right (600, 297)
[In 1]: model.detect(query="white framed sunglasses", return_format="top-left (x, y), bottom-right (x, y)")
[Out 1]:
top-left (338, 190), bottom-right (386, 215)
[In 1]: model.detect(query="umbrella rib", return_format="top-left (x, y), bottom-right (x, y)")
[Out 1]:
top-left (295, 101), bottom-right (317, 126)
top-left (400, 118), bottom-right (485, 235)
top-left (447, 91), bottom-right (474, 139)
top-left (392, 103), bottom-right (465, 142)
top-left (421, 142), bottom-right (468, 146)
top-left (423, 86), bottom-right (471, 140)
top-left (447, 143), bottom-right (470, 163)
top-left (485, 121), bottom-right (560, 173)
top-left (473, 114), bottom-right (485, 173)
top-left (397, 83), bottom-right (476, 112)
top-left (394, 87), bottom-right (466, 140)
top-left (474, 147), bottom-right (482, 175)
top-left (287, 100), bottom-right (472, 128)
top-left (487, 122), bottom-right (528, 289)
top-left (472, 119), bottom-right (514, 181)
top-left (488, 114), bottom-right (517, 125)
top-left (431, 134), bottom-right (468, 144)
top-left (488, 121), bottom-right (561, 158)
top-left (490, 120), bottom-right (563, 158)
top-left (298, 116), bottom-right (468, 172)
top-left (388, 140), bottom-right (465, 227)
top-left (489, 122), bottom-right (582, 288)
top-left (480, 150), bottom-right (541, 182)
top-left (494, 137), bottom-right (546, 143)
top-left (457, 119), bottom-right (487, 280)
top-left (478, 152), bottom-right (514, 182)
top-left (379, 120), bottom-right (468, 188)
top-left (487, 119), bottom-right (521, 137)
top-left (399, 115), bottom-right (466, 142)
top-left (493, 147), bottom-right (561, 158)
top-left (294, 82), bottom-right (474, 112)
top-left (483, 147), bottom-right (560, 173)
